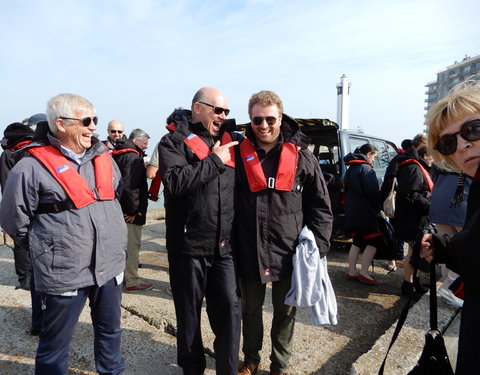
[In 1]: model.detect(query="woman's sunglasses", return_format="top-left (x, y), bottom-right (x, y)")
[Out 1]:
top-left (434, 119), bottom-right (480, 156)
top-left (59, 116), bottom-right (98, 127)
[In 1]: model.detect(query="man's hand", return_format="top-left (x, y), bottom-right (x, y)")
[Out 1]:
top-left (124, 213), bottom-right (138, 224)
top-left (420, 233), bottom-right (435, 262)
top-left (212, 140), bottom-right (238, 164)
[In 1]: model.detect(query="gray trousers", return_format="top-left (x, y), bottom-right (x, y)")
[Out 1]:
top-left (240, 277), bottom-right (296, 373)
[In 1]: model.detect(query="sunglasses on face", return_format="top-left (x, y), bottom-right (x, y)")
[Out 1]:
top-left (59, 116), bottom-right (98, 127)
top-left (110, 130), bottom-right (123, 134)
top-left (198, 101), bottom-right (230, 116)
top-left (252, 116), bottom-right (277, 126)
top-left (434, 119), bottom-right (480, 156)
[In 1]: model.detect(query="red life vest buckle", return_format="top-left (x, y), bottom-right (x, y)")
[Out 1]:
top-left (268, 177), bottom-right (275, 189)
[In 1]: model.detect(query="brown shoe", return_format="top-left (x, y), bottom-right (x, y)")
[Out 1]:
top-left (126, 282), bottom-right (153, 292)
top-left (270, 372), bottom-right (289, 375)
top-left (238, 362), bottom-right (258, 375)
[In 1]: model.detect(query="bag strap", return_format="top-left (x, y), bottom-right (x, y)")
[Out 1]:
top-left (378, 239), bottom-right (436, 375)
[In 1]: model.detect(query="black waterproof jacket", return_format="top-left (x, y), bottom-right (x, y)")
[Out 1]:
top-left (158, 110), bottom-right (243, 256)
top-left (0, 122), bottom-right (34, 192)
top-left (343, 152), bottom-right (380, 232)
top-left (392, 148), bottom-right (431, 241)
top-left (430, 166), bottom-right (480, 374)
top-left (112, 139), bottom-right (148, 226)
top-left (234, 114), bottom-right (333, 283)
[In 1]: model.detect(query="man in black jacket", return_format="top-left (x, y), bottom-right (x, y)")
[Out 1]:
top-left (112, 128), bottom-right (152, 292)
top-left (158, 87), bottom-right (242, 375)
top-left (235, 91), bottom-right (333, 375)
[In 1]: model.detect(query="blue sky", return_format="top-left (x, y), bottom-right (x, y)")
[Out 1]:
top-left (1, 0), bottom-right (479, 149)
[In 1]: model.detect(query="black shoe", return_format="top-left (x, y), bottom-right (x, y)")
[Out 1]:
top-left (30, 328), bottom-right (40, 336)
top-left (413, 277), bottom-right (427, 294)
top-left (401, 281), bottom-right (421, 301)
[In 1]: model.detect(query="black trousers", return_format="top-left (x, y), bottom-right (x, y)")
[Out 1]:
top-left (168, 251), bottom-right (241, 375)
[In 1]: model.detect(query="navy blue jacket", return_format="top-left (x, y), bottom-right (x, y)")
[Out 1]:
top-left (343, 153), bottom-right (380, 232)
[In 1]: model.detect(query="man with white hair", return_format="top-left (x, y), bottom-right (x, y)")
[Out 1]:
top-left (0, 93), bottom-right (127, 374)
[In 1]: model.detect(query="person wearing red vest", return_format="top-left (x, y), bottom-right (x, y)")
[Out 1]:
top-left (0, 121), bottom-right (35, 290)
top-left (112, 128), bottom-right (152, 292)
top-left (158, 87), bottom-right (242, 375)
top-left (392, 133), bottom-right (432, 300)
top-left (0, 93), bottom-right (127, 375)
top-left (235, 91), bottom-right (333, 375)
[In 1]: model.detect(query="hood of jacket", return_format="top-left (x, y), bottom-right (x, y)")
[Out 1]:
top-left (244, 113), bottom-right (310, 148)
top-left (1, 122), bottom-right (34, 150)
top-left (114, 138), bottom-right (145, 157)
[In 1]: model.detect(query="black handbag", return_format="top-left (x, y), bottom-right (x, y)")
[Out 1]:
top-left (379, 242), bottom-right (454, 374)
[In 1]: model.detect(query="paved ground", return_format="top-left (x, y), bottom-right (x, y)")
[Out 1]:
top-left (0, 209), bottom-right (460, 374)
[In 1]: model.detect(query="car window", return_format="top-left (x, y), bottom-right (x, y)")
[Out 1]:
top-left (372, 140), bottom-right (390, 169)
top-left (348, 136), bottom-right (369, 154)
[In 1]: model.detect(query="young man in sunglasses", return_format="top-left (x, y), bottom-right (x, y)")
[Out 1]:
top-left (0, 93), bottom-right (127, 374)
top-left (234, 90), bottom-right (333, 375)
top-left (105, 120), bottom-right (126, 150)
top-left (158, 87), bottom-right (242, 375)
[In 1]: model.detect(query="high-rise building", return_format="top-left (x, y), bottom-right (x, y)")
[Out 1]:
top-left (425, 54), bottom-right (480, 128)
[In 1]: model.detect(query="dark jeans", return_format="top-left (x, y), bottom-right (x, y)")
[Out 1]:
top-left (168, 252), bottom-right (241, 375)
top-left (240, 277), bottom-right (296, 374)
top-left (35, 278), bottom-right (124, 375)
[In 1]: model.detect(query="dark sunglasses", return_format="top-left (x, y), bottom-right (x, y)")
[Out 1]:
top-left (434, 119), bottom-right (480, 155)
top-left (252, 116), bottom-right (277, 126)
top-left (110, 130), bottom-right (123, 134)
top-left (198, 101), bottom-right (230, 116)
top-left (59, 116), bottom-right (98, 127)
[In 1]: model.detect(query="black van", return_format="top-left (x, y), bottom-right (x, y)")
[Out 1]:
top-left (297, 119), bottom-right (398, 234)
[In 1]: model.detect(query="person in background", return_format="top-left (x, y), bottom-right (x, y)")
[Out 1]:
top-left (112, 128), bottom-right (152, 292)
top-left (0, 93), bottom-right (127, 374)
top-left (421, 80), bottom-right (480, 374)
top-left (105, 120), bottom-right (125, 150)
top-left (392, 133), bottom-right (431, 300)
top-left (344, 143), bottom-right (381, 285)
top-left (0, 120), bottom-right (36, 289)
top-left (235, 90), bottom-right (333, 375)
top-left (380, 138), bottom-right (411, 272)
top-left (158, 87), bottom-right (242, 375)
top-left (0, 115), bottom-right (46, 336)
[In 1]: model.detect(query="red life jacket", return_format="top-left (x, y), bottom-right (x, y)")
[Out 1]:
top-left (28, 145), bottom-right (115, 209)
top-left (147, 123), bottom-right (177, 201)
top-left (10, 139), bottom-right (33, 152)
top-left (398, 159), bottom-right (434, 191)
top-left (345, 159), bottom-right (372, 167)
top-left (110, 148), bottom-right (141, 157)
top-left (239, 139), bottom-right (299, 192)
top-left (184, 132), bottom-right (235, 168)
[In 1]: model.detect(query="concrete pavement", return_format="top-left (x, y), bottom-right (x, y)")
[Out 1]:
top-left (0, 209), bottom-right (460, 374)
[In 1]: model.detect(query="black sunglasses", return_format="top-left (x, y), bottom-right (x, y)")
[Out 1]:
top-left (110, 130), bottom-right (123, 134)
top-left (198, 101), bottom-right (230, 116)
top-left (60, 116), bottom-right (98, 127)
top-left (434, 119), bottom-right (480, 156)
top-left (252, 116), bottom-right (277, 126)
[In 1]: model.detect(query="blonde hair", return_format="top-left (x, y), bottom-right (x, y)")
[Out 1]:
top-left (427, 80), bottom-right (480, 171)
top-left (248, 90), bottom-right (283, 118)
